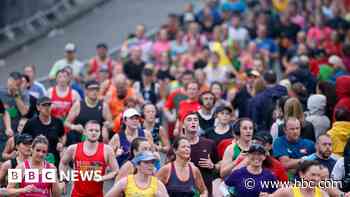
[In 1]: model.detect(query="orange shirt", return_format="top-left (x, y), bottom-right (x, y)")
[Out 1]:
top-left (107, 85), bottom-right (135, 119)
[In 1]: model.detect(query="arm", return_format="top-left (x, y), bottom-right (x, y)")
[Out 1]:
top-left (14, 96), bottom-right (29, 116)
top-left (115, 162), bottom-right (133, 181)
top-left (109, 134), bottom-right (121, 156)
top-left (100, 145), bottom-right (119, 182)
top-left (0, 161), bottom-right (11, 185)
top-left (102, 102), bottom-right (113, 143)
top-left (105, 177), bottom-right (127, 197)
top-left (156, 164), bottom-right (170, 184)
top-left (3, 111), bottom-right (13, 136)
top-left (48, 164), bottom-right (61, 197)
top-left (156, 180), bottom-right (169, 197)
top-left (7, 163), bottom-right (24, 189)
top-left (158, 127), bottom-right (170, 153)
top-left (278, 156), bottom-right (303, 170)
top-left (220, 144), bottom-right (235, 177)
top-left (2, 137), bottom-right (15, 161)
top-left (64, 101), bottom-right (84, 132)
top-left (192, 165), bottom-right (208, 197)
top-left (59, 145), bottom-right (76, 180)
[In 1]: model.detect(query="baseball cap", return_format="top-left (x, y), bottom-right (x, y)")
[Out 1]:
top-left (85, 80), bottom-right (100, 89)
top-left (132, 151), bottom-right (157, 165)
top-left (37, 96), bottom-right (51, 105)
top-left (253, 132), bottom-right (273, 145)
top-left (142, 68), bottom-right (154, 76)
top-left (65, 43), bottom-right (76, 52)
top-left (246, 69), bottom-right (260, 77)
top-left (123, 108), bottom-right (140, 119)
top-left (9, 72), bottom-right (22, 80)
top-left (15, 133), bottom-right (33, 145)
top-left (215, 105), bottom-right (233, 114)
top-left (248, 144), bottom-right (267, 155)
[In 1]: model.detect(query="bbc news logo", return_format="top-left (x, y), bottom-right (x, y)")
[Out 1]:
top-left (8, 169), bottom-right (102, 183)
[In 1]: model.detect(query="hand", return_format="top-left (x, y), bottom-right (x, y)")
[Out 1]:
top-left (59, 182), bottom-right (67, 195)
top-left (259, 192), bottom-right (269, 197)
top-left (9, 151), bottom-right (17, 159)
top-left (5, 128), bottom-right (14, 137)
top-left (73, 124), bottom-right (84, 133)
top-left (116, 148), bottom-right (124, 157)
top-left (198, 154), bottom-right (214, 169)
top-left (22, 184), bottom-right (36, 193)
top-left (56, 142), bottom-right (64, 152)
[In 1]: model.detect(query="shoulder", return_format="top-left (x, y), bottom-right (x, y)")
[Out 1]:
top-left (300, 138), bottom-right (315, 146)
top-left (199, 137), bottom-right (215, 145)
top-left (1, 160), bottom-right (11, 170)
top-left (66, 144), bottom-right (78, 154)
top-left (103, 144), bottom-right (114, 153)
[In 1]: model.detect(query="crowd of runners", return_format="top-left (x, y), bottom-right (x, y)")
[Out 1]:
top-left (1, 0), bottom-right (350, 196)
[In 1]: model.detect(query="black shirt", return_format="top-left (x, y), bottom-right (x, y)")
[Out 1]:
top-left (22, 116), bottom-right (64, 164)
top-left (204, 126), bottom-right (233, 145)
top-left (123, 60), bottom-right (145, 82)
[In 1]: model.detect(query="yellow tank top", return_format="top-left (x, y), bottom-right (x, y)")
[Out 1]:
top-left (125, 175), bottom-right (158, 197)
top-left (292, 186), bottom-right (322, 197)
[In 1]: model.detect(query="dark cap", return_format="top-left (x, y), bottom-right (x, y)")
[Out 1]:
top-left (215, 105), bottom-right (233, 114)
top-left (96, 43), bottom-right (108, 49)
top-left (15, 133), bottom-right (33, 145)
top-left (85, 80), bottom-right (100, 89)
top-left (253, 132), bottom-right (273, 145)
top-left (9, 72), bottom-right (22, 80)
top-left (248, 144), bottom-right (267, 155)
top-left (37, 96), bottom-right (51, 105)
top-left (142, 68), bottom-right (154, 76)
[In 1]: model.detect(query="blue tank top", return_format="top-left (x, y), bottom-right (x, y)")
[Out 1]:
top-left (166, 162), bottom-right (196, 197)
top-left (117, 128), bottom-right (145, 166)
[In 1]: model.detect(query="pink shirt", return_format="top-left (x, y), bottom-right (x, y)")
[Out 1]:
top-left (307, 27), bottom-right (333, 44)
top-left (152, 41), bottom-right (170, 60)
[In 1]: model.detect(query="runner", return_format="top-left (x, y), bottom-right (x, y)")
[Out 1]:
top-left (105, 151), bottom-right (169, 197)
top-left (87, 43), bottom-right (116, 81)
top-left (7, 135), bottom-right (61, 197)
top-left (59, 120), bottom-right (119, 197)
top-left (157, 137), bottom-right (208, 197)
top-left (264, 160), bottom-right (330, 197)
top-left (109, 108), bottom-right (152, 166)
top-left (115, 137), bottom-right (151, 181)
top-left (65, 80), bottom-right (113, 145)
top-left (0, 133), bottom-right (32, 185)
top-left (47, 69), bottom-right (81, 120)
top-left (22, 96), bottom-right (65, 166)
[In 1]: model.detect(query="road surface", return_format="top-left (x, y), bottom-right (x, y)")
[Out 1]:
top-left (0, 0), bottom-right (193, 83)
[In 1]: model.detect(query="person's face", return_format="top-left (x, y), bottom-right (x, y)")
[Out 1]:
top-left (125, 116), bottom-right (140, 130)
top-left (38, 103), bottom-right (52, 117)
top-left (317, 136), bottom-right (332, 158)
top-left (211, 54), bottom-right (220, 65)
top-left (201, 93), bottom-right (215, 110)
top-left (231, 16), bottom-right (240, 27)
top-left (97, 47), bottom-right (107, 58)
top-left (116, 81), bottom-right (128, 99)
top-left (211, 84), bottom-right (222, 99)
top-left (65, 51), bottom-right (76, 60)
top-left (217, 110), bottom-right (231, 125)
top-left (135, 141), bottom-right (152, 155)
top-left (24, 67), bottom-right (35, 81)
top-left (175, 139), bottom-right (191, 160)
top-left (136, 25), bottom-right (145, 38)
top-left (86, 87), bottom-right (100, 101)
top-left (184, 114), bottom-right (199, 134)
top-left (257, 25), bottom-right (267, 38)
top-left (7, 78), bottom-right (19, 92)
top-left (285, 119), bottom-right (301, 142)
top-left (143, 105), bottom-right (156, 122)
top-left (248, 152), bottom-right (266, 168)
top-left (32, 143), bottom-right (48, 161)
top-left (159, 30), bottom-right (168, 41)
top-left (131, 48), bottom-right (142, 61)
top-left (186, 83), bottom-right (199, 99)
top-left (300, 165), bottom-right (322, 187)
top-left (17, 143), bottom-right (32, 157)
top-left (319, 167), bottom-right (330, 181)
top-left (239, 120), bottom-right (254, 141)
top-left (138, 160), bottom-right (155, 175)
top-left (85, 123), bottom-right (101, 142)
top-left (181, 74), bottom-right (193, 87)
top-left (56, 72), bottom-right (69, 86)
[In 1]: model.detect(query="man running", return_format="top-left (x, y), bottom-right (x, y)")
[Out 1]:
top-left (59, 120), bottom-right (119, 197)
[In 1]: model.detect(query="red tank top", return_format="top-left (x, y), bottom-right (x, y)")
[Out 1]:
top-left (19, 160), bottom-right (52, 197)
top-left (50, 87), bottom-right (73, 119)
top-left (90, 57), bottom-right (114, 80)
top-left (71, 142), bottom-right (106, 197)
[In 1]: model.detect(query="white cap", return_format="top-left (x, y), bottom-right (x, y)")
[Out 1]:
top-left (328, 55), bottom-right (343, 67)
top-left (123, 108), bottom-right (140, 119)
top-left (65, 43), bottom-right (76, 52)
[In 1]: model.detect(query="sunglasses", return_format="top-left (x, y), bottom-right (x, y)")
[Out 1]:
top-left (40, 103), bottom-right (52, 107)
